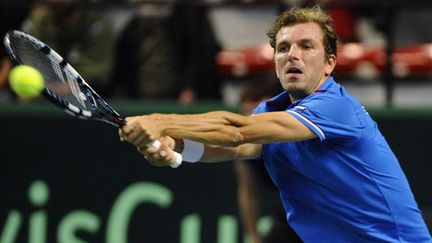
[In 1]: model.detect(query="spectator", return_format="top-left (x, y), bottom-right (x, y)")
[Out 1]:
top-left (111, 4), bottom-right (221, 104)
top-left (22, 2), bottom-right (115, 96)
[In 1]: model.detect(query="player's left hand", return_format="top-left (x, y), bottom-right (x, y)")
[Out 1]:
top-left (137, 136), bottom-right (179, 167)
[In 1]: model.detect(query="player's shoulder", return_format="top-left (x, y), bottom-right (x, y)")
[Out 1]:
top-left (304, 80), bottom-right (362, 111)
top-left (294, 84), bottom-right (368, 126)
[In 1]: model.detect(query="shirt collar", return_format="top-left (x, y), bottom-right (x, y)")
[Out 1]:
top-left (266, 76), bottom-right (335, 111)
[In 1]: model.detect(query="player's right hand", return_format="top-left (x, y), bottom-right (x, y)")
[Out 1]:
top-left (119, 115), bottom-right (162, 148)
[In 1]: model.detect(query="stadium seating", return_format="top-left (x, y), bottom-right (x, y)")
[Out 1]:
top-left (392, 43), bottom-right (432, 78)
top-left (216, 42), bottom-right (432, 80)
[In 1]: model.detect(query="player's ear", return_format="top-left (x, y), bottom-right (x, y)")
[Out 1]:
top-left (325, 54), bottom-right (336, 76)
top-left (275, 58), bottom-right (280, 79)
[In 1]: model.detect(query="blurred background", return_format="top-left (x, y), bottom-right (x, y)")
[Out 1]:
top-left (0, 0), bottom-right (431, 242)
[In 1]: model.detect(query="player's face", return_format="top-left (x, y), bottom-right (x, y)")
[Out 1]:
top-left (274, 22), bottom-right (336, 101)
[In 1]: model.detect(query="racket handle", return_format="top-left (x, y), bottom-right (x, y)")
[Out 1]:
top-left (146, 140), bottom-right (183, 168)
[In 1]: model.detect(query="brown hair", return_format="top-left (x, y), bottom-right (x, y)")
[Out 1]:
top-left (266, 5), bottom-right (337, 59)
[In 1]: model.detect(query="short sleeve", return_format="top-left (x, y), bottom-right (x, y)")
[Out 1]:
top-left (287, 95), bottom-right (365, 143)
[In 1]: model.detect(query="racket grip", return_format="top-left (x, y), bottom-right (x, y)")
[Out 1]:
top-left (146, 140), bottom-right (183, 168)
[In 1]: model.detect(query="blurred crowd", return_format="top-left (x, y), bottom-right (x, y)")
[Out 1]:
top-left (0, 0), bottom-right (431, 105)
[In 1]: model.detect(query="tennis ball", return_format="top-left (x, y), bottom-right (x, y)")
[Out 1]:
top-left (9, 65), bottom-right (45, 97)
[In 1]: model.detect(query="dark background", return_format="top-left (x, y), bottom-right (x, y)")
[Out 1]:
top-left (0, 102), bottom-right (431, 242)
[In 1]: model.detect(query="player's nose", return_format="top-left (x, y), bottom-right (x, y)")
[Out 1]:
top-left (287, 45), bottom-right (301, 60)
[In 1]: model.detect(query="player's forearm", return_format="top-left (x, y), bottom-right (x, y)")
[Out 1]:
top-left (154, 111), bottom-right (249, 147)
top-left (174, 138), bottom-right (242, 162)
top-left (173, 137), bottom-right (260, 163)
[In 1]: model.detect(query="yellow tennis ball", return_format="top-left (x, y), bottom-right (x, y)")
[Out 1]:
top-left (9, 65), bottom-right (45, 97)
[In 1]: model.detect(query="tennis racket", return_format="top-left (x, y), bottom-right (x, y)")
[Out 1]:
top-left (4, 30), bottom-right (182, 168)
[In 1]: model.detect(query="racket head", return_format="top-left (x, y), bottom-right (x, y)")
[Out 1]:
top-left (4, 30), bottom-right (125, 127)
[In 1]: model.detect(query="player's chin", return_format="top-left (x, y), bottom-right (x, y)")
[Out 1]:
top-left (282, 75), bottom-right (302, 85)
top-left (284, 85), bottom-right (309, 99)
top-left (282, 80), bottom-right (300, 91)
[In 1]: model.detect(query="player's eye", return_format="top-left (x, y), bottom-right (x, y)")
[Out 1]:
top-left (301, 41), bottom-right (314, 50)
top-left (277, 45), bottom-right (289, 53)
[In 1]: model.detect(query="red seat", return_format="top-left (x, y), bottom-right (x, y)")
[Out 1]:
top-left (335, 43), bottom-right (386, 80)
top-left (216, 44), bottom-right (274, 77)
top-left (392, 43), bottom-right (432, 78)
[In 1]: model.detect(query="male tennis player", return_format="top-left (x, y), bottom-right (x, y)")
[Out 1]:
top-left (120, 6), bottom-right (432, 242)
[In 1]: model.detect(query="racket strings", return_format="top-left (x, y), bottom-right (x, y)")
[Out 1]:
top-left (10, 34), bottom-right (91, 110)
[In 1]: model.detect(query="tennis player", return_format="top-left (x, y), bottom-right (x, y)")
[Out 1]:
top-left (120, 6), bottom-right (432, 242)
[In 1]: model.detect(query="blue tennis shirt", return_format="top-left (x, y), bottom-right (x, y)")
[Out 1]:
top-left (254, 76), bottom-right (431, 242)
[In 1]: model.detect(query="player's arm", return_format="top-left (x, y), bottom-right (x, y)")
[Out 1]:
top-left (138, 136), bottom-right (262, 167)
top-left (200, 142), bottom-right (261, 162)
top-left (120, 110), bottom-right (316, 148)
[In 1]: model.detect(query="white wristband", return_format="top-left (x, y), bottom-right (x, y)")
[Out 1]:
top-left (181, 139), bottom-right (204, 163)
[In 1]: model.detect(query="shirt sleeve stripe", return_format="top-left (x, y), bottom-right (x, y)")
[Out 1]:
top-left (287, 110), bottom-right (326, 141)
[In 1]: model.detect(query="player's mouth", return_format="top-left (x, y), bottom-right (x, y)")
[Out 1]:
top-left (286, 66), bottom-right (303, 78)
